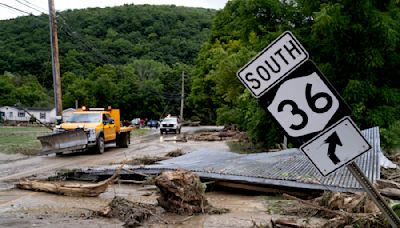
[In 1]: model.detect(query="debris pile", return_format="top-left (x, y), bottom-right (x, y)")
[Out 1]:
top-left (283, 192), bottom-right (388, 227)
top-left (165, 148), bottom-right (185, 157)
top-left (188, 130), bottom-right (248, 142)
top-left (155, 169), bottom-right (212, 215)
top-left (100, 196), bottom-right (160, 227)
top-left (315, 192), bottom-right (379, 213)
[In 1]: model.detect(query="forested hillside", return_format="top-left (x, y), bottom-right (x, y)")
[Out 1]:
top-left (1, 1), bottom-right (399, 150)
top-left (0, 4), bottom-right (216, 119)
top-left (188, 0), bottom-right (400, 149)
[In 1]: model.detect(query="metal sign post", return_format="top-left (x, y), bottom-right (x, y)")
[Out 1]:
top-left (236, 30), bottom-right (400, 227)
top-left (347, 162), bottom-right (400, 227)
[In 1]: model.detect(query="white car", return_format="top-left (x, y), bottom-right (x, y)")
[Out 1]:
top-left (160, 117), bottom-right (181, 134)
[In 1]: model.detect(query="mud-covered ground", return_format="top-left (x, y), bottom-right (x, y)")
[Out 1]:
top-left (0, 126), bottom-right (333, 227)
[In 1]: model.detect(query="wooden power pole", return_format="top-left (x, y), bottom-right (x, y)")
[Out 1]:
top-left (48, 0), bottom-right (62, 122)
top-left (180, 71), bottom-right (184, 120)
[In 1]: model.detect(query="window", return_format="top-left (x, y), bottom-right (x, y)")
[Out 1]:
top-left (18, 112), bottom-right (25, 117)
top-left (40, 112), bottom-right (46, 119)
top-left (0, 112), bottom-right (4, 117)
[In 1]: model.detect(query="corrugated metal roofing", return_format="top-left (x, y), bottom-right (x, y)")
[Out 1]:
top-left (78, 127), bottom-right (381, 192)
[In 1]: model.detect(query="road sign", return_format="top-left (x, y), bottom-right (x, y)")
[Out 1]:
top-left (236, 30), bottom-right (400, 226)
top-left (237, 31), bottom-right (308, 98)
top-left (259, 61), bottom-right (351, 144)
top-left (300, 116), bottom-right (371, 176)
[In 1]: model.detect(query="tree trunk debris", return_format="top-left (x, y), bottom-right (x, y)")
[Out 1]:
top-left (16, 164), bottom-right (124, 197)
top-left (155, 169), bottom-right (229, 215)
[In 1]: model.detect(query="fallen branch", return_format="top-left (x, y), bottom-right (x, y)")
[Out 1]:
top-left (16, 164), bottom-right (124, 197)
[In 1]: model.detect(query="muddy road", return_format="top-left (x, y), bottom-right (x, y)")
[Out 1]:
top-left (0, 126), bottom-right (224, 189)
top-left (0, 126), bottom-right (326, 227)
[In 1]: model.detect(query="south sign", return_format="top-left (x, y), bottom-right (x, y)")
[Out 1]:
top-left (237, 31), bottom-right (308, 98)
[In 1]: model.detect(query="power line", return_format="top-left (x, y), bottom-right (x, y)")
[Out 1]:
top-left (0, 2), bottom-right (31, 15)
top-left (20, 0), bottom-right (48, 13)
top-left (56, 14), bottom-right (116, 65)
top-left (15, 0), bottom-right (45, 14)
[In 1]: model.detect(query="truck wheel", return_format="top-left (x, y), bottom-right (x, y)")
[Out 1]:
top-left (96, 136), bottom-right (105, 154)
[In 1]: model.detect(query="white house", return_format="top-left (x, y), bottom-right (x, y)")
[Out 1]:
top-left (62, 108), bottom-right (76, 121)
top-left (0, 106), bottom-right (56, 123)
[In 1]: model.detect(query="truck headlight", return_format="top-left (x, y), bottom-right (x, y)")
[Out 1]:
top-left (86, 128), bottom-right (96, 141)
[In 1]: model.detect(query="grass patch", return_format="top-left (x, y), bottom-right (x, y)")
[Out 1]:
top-left (0, 126), bottom-right (51, 155)
top-left (130, 128), bottom-right (150, 137)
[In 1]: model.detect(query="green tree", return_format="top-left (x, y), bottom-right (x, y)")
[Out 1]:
top-left (0, 73), bottom-right (17, 106)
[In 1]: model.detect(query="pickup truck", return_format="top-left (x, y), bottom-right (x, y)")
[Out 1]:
top-left (159, 116), bottom-right (181, 134)
top-left (38, 106), bottom-right (132, 155)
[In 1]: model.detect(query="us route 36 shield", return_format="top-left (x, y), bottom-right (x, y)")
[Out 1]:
top-left (259, 60), bottom-right (352, 145)
top-left (300, 116), bottom-right (372, 176)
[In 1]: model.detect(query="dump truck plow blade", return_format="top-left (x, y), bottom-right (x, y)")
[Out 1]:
top-left (37, 129), bottom-right (88, 155)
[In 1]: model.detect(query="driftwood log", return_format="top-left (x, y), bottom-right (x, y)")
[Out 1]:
top-left (376, 179), bottom-right (400, 199)
top-left (16, 164), bottom-right (123, 197)
top-left (155, 169), bottom-right (212, 215)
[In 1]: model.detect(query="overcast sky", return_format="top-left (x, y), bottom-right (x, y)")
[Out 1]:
top-left (0, 0), bottom-right (228, 20)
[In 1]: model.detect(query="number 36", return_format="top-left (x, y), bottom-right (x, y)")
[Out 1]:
top-left (277, 83), bottom-right (333, 130)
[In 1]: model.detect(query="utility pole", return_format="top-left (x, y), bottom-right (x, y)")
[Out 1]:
top-left (48, 0), bottom-right (62, 123)
top-left (180, 71), bottom-right (184, 120)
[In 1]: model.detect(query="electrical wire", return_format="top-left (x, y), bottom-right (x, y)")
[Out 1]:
top-left (15, 0), bottom-right (44, 14)
top-left (0, 2), bottom-right (31, 14)
top-left (3, 0), bottom-right (114, 66)
top-left (56, 14), bottom-right (116, 65)
top-left (20, 0), bottom-right (48, 13)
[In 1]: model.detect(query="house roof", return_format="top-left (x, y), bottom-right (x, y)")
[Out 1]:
top-left (75, 127), bottom-right (382, 193)
top-left (25, 107), bottom-right (55, 111)
top-left (63, 108), bottom-right (76, 113)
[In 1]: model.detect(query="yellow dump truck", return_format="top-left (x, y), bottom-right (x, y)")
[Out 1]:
top-left (38, 106), bottom-right (132, 155)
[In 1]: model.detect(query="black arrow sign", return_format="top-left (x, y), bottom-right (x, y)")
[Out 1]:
top-left (324, 132), bottom-right (342, 164)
